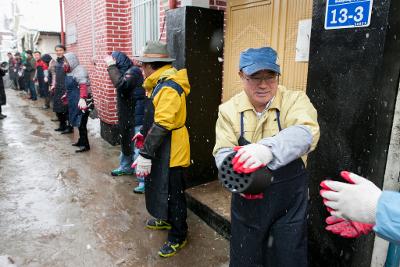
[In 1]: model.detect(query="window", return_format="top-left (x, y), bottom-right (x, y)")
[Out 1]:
top-left (133, 0), bottom-right (160, 55)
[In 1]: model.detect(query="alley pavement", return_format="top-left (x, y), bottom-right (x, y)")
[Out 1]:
top-left (0, 88), bottom-right (229, 267)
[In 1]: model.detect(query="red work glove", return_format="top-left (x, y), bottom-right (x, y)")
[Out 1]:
top-left (232, 145), bottom-right (273, 174)
top-left (61, 93), bottom-right (68, 105)
top-left (132, 132), bottom-right (144, 149)
top-left (325, 216), bottom-right (373, 238)
top-left (79, 83), bottom-right (88, 98)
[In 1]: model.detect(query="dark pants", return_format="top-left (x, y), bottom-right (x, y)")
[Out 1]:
top-left (56, 112), bottom-right (68, 129)
top-left (18, 77), bottom-right (25, 91)
top-left (230, 174), bottom-right (308, 267)
top-left (78, 111), bottom-right (90, 148)
top-left (167, 167), bottom-right (188, 243)
top-left (25, 79), bottom-right (37, 100)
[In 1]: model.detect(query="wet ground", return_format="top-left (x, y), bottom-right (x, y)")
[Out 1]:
top-left (0, 89), bottom-right (229, 267)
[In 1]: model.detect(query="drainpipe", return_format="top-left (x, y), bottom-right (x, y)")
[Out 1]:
top-left (59, 0), bottom-right (65, 45)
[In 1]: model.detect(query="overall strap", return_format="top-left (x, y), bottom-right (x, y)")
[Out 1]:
top-left (151, 79), bottom-right (184, 99)
top-left (275, 110), bottom-right (282, 131)
top-left (240, 112), bottom-right (245, 138)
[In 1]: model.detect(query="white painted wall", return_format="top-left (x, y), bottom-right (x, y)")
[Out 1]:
top-left (35, 34), bottom-right (60, 58)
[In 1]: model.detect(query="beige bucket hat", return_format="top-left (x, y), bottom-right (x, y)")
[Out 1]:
top-left (133, 41), bottom-right (175, 63)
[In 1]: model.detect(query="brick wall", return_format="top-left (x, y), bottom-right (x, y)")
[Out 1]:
top-left (64, 0), bottom-right (226, 127)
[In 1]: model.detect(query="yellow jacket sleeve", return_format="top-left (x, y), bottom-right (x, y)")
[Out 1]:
top-left (153, 87), bottom-right (182, 130)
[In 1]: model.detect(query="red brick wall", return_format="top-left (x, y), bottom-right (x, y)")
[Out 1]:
top-left (64, 0), bottom-right (226, 126)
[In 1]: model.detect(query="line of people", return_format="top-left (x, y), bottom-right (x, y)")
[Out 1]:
top-left (5, 45), bottom-right (93, 153)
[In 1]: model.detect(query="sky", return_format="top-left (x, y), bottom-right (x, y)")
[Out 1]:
top-left (0, 0), bottom-right (61, 32)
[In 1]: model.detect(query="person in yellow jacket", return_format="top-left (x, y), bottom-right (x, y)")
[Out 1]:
top-left (213, 47), bottom-right (320, 267)
top-left (132, 41), bottom-right (190, 258)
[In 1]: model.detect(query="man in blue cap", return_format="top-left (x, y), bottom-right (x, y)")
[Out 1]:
top-left (213, 47), bottom-right (320, 266)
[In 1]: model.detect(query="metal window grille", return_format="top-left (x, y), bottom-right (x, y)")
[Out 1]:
top-left (133, 0), bottom-right (160, 55)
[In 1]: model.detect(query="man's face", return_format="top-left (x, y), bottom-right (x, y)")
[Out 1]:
top-left (7, 53), bottom-right (12, 59)
top-left (33, 53), bottom-right (41, 61)
top-left (55, 47), bottom-right (65, 58)
top-left (141, 63), bottom-right (154, 78)
top-left (26, 53), bottom-right (32, 59)
top-left (240, 70), bottom-right (279, 111)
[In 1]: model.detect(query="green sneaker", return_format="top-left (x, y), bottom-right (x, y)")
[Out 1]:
top-left (146, 218), bottom-right (171, 230)
top-left (133, 182), bottom-right (145, 194)
top-left (111, 168), bottom-right (134, 176)
top-left (158, 240), bottom-right (187, 257)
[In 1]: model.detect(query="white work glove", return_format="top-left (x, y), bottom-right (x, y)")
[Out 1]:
top-left (232, 144), bottom-right (273, 173)
top-left (44, 77), bottom-right (48, 83)
top-left (77, 98), bottom-right (87, 110)
top-left (131, 155), bottom-right (152, 177)
top-left (104, 55), bottom-right (116, 67)
top-left (320, 171), bottom-right (382, 224)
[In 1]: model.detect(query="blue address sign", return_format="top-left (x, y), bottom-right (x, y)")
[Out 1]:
top-left (325, 0), bottom-right (373, 30)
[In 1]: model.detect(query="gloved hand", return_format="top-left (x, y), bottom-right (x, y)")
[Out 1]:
top-left (131, 155), bottom-right (152, 177)
top-left (78, 98), bottom-right (87, 110)
top-left (104, 55), bottom-right (116, 67)
top-left (325, 215), bottom-right (373, 238)
top-left (320, 171), bottom-right (382, 224)
top-left (61, 93), bottom-right (68, 105)
top-left (232, 144), bottom-right (273, 174)
top-left (44, 77), bottom-right (48, 83)
top-left (132, 132), bottom-right (144, 149)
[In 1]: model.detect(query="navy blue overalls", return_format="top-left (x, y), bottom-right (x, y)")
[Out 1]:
top-left (230, 111), bottom-right (308, 267)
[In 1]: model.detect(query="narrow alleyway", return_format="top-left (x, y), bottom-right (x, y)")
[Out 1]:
top-left (0, 89), bottom-right (229, 267)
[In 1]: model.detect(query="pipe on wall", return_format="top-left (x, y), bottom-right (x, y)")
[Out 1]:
top-left (59, 0), bottom-right (65, 45)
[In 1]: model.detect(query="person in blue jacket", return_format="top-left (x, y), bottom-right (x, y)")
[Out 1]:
top-left (105, 51), bottom-right (146, 193)
top-left (321, 171), bottom-right (400, 244)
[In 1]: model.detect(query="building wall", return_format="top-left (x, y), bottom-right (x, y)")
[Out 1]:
top-left (36, 35), bottom-right (61, 58)
top-left (64, 0), bottom-right (226, 128)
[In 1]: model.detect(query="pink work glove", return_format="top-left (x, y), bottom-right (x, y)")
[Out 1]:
top-left (132, 132), bottom-right (144, 149)
top-left (325, 216), bottom-right (373, 238)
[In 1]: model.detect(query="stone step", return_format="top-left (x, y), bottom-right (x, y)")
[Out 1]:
top-left (186, 180), bottom-right (231, 240)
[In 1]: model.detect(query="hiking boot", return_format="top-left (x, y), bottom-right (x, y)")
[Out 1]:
top-left (133, 182), bottom-right (145, 194)
top-left (146, 219), bottom-right (171, 230)
top-left (61, 126), bottom-right (73, 134)
top-left (158, 240), bottom-right (187, 258)
top-left (111, 168), bottom-right (134, 176)
top-left (0, 114), bottom-right (7, 119)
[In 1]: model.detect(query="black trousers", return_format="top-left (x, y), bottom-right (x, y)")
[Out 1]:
top-left (56, 112), bottom-right (68, 129)
top-left (167, 167), bottom-right (188, 243)
top-left (78, 111), bottom-right (90, 148)
top-left (230, 174), bottom-right (308, 267)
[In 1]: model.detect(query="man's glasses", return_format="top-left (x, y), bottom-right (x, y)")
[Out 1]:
top-left (243, 73), bottom-right (278, 86)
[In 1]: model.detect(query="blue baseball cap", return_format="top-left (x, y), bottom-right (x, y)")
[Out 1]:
top-left (239, 47), bottom-right (280, 75)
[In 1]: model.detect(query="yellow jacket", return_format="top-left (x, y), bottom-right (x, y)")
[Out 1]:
top-left (143, 65), bottom-right (191, 168)
top-left (213, 85), bottom-right (320, 167)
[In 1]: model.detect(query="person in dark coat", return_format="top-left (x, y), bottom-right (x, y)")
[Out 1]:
top-left (23, 50), bottom-right (36, 100)
top-left (14, 52), bottom-right (25, 91)
top-left (40, 54), bottom-right (53, 109)
top-left (0, 65), bottom-right (7, 119)
top-left (64, 52), bottom-right (93, 153)
top-left (105, 51), bottom-right (146, 193)
top-left (50, 44), bottom-right (73, 134)
top-left (7, 52), bottom-right (18, 90)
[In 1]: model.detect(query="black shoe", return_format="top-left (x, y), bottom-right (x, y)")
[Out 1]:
top-left (51, 118), bottom-right (59, 122)
top-left (75, 146), bottom-right (90, 153)
top-left (158, 240), bottom-right (187, 258)
top-left (146, 218), bottom-right (172, 230)
top-left (54, 126), bottom-right (66, 131)
top-left (61, 127), bottom-right (73, 134)
top-left (72, 141), bottom-right (81, 147)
